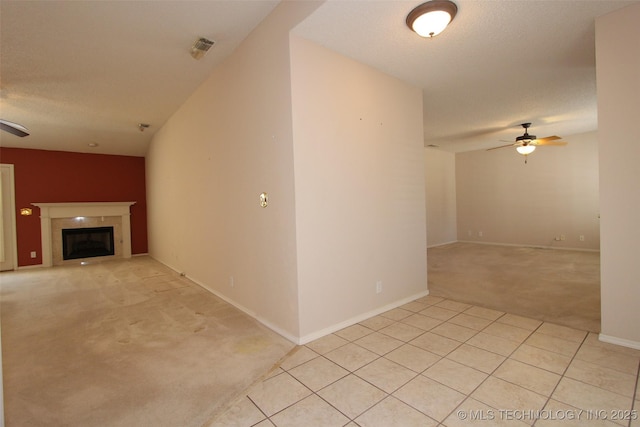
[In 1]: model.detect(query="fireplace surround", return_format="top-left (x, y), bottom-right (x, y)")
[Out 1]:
top-left (32, 202), bottom-right (135, 266)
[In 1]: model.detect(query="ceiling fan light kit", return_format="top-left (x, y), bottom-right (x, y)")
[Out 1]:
top-left (516, 145), bottom-right (535, 155)
top-left (406, 0), bottom-right (458, 38)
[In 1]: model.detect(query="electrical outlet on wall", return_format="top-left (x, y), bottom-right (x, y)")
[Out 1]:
top-left (375, 281), bottom-right (382, 294)
top-left (30, 251), bottom-right (37, 258)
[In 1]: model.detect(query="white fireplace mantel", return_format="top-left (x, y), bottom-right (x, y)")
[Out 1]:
top-left (33, 202), bottom-right (136, 267)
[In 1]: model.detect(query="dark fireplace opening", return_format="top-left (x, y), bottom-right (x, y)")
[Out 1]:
top-left (62, 226), bottom-right (115, 260)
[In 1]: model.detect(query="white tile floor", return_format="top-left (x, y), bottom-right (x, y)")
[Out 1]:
top-left (209, 296), bottom-right (640, 427)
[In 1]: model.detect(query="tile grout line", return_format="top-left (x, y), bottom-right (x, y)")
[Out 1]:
top-left (237, 297), bottom-right (637, 427)
top-left (434, 309), bottom-right (541, 425)
top-left (349, 301), bottom-right (517, 424)
top-left (267, 342), bottom-right (398, 424)
top-left (530, 329), bottom-right (589, 427)
top-left (378, 301), bottom-right (540, 424)
top-left (265, 300), bottom-right (467, 425)
top-left (630, 359), bottom-right (640, 427)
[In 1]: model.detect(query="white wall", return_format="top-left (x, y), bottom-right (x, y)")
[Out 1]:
top-left (290, 36), bottom-right (427, 340)
top-left (455, 131), bottom-right (600, 250)
top-left (146, 1), bottom-right (428, 343)
top-left (596, 3), bottom-right (640, 348)
top-left (425, 148), bottom-right (457, 247)
top-left (146, 2), bottom-right (322, 340)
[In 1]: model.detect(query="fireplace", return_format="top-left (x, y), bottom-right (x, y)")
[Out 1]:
top-left (32, 202), bottom-right (135, 267)
top-left (62, 226), bottom-right (115, 260)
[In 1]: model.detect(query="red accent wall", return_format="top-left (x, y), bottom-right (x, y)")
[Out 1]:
top-left (0, 148), bottom-right (148, 267)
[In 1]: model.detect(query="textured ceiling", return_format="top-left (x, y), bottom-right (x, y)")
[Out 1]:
top-left (0, 0), bottom-right (280, 156)
top-left (293, 0), bottom-right (637, 152)
top-left (1, 0), bottom-right (637, 156)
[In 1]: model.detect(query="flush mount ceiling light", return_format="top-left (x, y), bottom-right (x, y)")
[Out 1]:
top-left (406, 0), bottom-right (458, 38)
top-left (190, 37), bottom-right (215, 60)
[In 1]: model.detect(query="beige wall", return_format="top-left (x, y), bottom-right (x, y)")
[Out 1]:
top-left (596, 3), bottom-right (640, 348)
top-left (146, 2), bottom-right (322, 341)
top-left (425, 148), bottom-right (457, 247)
top-left (290, 36), bottom-right (427, 341)
top-left (146, 1), bottom-right (428, 343)
top-left (455, 131), bottom-right (600, 250)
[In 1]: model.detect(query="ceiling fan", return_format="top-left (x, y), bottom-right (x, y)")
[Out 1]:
top-left (487, 123), bottom-right (567, 163)
top-left (0, 119), bottom-right (30, 137)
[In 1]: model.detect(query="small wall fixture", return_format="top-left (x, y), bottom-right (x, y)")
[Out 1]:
top-left (406, 0), bottom-right (458, 38)
top-left (20, 207), bottom-right (33, 216)
top-left (259, 192), bottom-right (269, 208)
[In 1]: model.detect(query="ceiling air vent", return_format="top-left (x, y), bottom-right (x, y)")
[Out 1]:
top-left (190, 37), bottom-right (215, 60)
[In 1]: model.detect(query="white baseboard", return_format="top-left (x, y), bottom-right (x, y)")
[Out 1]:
top-left (183, 267), bottom-right (429, 346)
top-left (454, 240), bottom-right (600, 253)
top-left (427, 240), bottom-right (458, 249)
top-left (297, 289), bottom-right (430, 345)
top-left (598, 333), bottom-right (640, 350)
top-left (148, 255), bottom-right (300, 344)
top-left (148, 255), bottom-right (430, 346)
top-left (189, 276), bottom-right (299, 344)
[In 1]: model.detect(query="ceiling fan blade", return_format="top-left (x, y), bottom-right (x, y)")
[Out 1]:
top-left (536, 140), bottom-right (568, 146)
top-left (536, 135), bottom-right (561, 143)
top-left (0, 119), bottom-right (29, 137)
top-left (487, 143), bottom-right (516, 151)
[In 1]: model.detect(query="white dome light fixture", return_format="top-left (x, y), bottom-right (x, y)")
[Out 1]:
top-left (406, 0), bottom-right (458, 38)
top-left (516, 145), bottom-right (536, 155)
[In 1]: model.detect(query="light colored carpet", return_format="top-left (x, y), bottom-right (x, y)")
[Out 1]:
top-left (0, 256), bottom-right (295, 427)
top-left (427, 242), bottom-right (600, 333)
